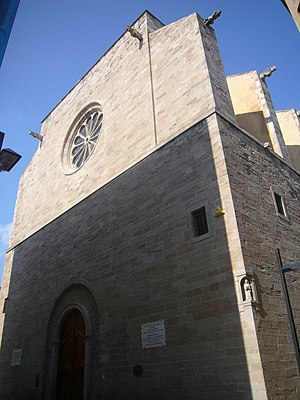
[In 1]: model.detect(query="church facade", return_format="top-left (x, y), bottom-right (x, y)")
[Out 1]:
top-left (0, 11), bottom-right (300, 400)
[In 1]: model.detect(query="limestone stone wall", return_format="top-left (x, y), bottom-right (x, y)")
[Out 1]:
top-left (9, 11), bottom-right (235, 249)
top-left (2, 8), bottom-right (298, 400)
top-left (0, 116), bottom-right (256, 400)
top-left (282, 0), bottom-right (300, 31)
top-left (277, 109), bottom-right (300, 171)
top-left (227, 71), bottom-right (289, 160)
top-left (10, 11), bottom-right (158, 248)
top-left (219, 113), bottom-right (300, 399)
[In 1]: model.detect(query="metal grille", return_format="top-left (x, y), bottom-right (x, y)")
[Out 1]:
top-left (192, 207), bottom-right (208, 237)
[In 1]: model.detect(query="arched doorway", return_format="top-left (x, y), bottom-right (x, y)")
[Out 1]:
top-left (44, 284), bottom-right (99, 400)
top-left (56, 308), bottom-right (86, 400)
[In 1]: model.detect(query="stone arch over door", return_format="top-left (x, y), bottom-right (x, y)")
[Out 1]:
top-left (43, 284), bottom-right (99, 400)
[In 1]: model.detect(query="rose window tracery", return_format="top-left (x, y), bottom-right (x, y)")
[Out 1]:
top-left (61, 103), bottom-right (103, 174)
top-left (70, 110), bottom-right (103, 169)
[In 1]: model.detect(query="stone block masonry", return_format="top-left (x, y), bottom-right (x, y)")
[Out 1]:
top-left (0, 9), bottom-right (299, 400)
top-left (218, 112), bottom-right (300, 399)
top-left (1, 115), bottom-right (255, 399)
top-left (9, 11), bottom-right (235, 250)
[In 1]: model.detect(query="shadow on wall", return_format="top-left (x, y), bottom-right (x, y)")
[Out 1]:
top-left (235, 111), bottom-right (272, 146)
top-left (286, 145), bottom-right (300, 171)
top-left (235, 112), bottom-right (300, 173)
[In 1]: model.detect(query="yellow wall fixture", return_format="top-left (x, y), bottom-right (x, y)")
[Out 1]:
top-left (214, 207), bottom-right (225, 218)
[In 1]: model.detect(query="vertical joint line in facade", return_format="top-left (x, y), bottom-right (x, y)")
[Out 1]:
top-left (147, 31), bottom-right (158, 146)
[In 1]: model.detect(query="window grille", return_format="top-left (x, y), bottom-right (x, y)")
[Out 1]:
top-left (192, 207), bottom-right (208, 237)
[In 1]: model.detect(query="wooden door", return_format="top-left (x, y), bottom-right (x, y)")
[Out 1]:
top-left (56, 308), bottom-right (86, 400)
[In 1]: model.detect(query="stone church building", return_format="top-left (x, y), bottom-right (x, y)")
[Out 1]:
top-left (0, 10), bottom-right (300, 400)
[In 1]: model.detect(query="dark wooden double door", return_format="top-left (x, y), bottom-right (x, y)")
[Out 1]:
top-left (56, 308), bottom-right (86, 400)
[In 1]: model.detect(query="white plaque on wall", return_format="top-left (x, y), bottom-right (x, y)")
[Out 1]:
top-left (11, 349), bottom-right (22, 366)
top-left (141, 320), bottom-right (166, 349)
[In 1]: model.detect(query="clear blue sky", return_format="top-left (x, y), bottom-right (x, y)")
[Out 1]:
top-left (0, 0), bottom-right (299, 283)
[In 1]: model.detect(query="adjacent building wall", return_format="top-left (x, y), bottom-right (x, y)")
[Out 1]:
top-left (0, 0), bottom-right (20, 67)
top-left (277, 109), bottom-right (300, 171)
top-left (227, 71), bottom-right (289, 160)
top-left (281, 0), bottom-right (300, 31)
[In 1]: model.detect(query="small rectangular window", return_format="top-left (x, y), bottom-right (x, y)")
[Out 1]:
top-left (274, 192), bottom-right (286, 216)
top-left (192, 207), bottom-right (208, 237)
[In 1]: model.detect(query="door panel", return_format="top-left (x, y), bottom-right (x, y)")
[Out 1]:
top-left (56, 309), bottom-right (86, 400)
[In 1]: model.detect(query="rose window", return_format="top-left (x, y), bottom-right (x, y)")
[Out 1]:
top-left (61, 103), bottom-right (103, 175)
top-left (70, 110), bottom-right (103, 169)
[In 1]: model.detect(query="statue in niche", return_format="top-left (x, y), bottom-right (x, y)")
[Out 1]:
top-left (241, 276), bottom-right (256, 302)
top-left (243, 278), bottom-right (254, 301)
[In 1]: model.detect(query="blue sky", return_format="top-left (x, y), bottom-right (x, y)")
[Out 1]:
top-left (0, 0), bottom-right (299, 283)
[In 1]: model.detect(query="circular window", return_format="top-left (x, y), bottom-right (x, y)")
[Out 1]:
top-left (62, 103), bottom-right (103, 174)
top-left (71, 110), bottom-right (102, 169)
